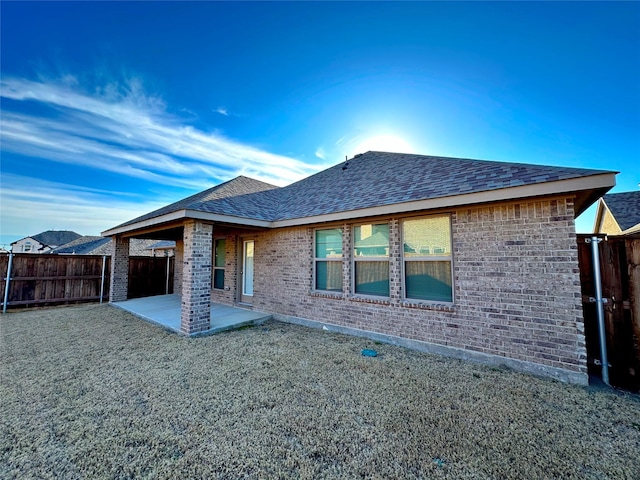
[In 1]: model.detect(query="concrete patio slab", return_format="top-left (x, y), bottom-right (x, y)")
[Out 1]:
top-left (111, 294), bottom-right (271, 335)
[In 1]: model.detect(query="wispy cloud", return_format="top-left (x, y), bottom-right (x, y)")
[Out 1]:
top-left (0, 76), bottom-right (319, 187)
top-left (315, 147), bottom-right (326, 160)
top-left (0, 174), bottom-right (172, 236)
top-left (215, 106), bottom-right (229, 116)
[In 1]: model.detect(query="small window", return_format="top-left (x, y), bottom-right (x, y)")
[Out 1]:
top-left (23, 242), bottom-right (32, 252)
top-left (403, 216), bottom-right (453, 303)
top-left (353, 223), bottom-right (389, 296)
top-left (213, 238), bottom-right (226, 290)
top-left (314, 228), bottom-right (343, 292)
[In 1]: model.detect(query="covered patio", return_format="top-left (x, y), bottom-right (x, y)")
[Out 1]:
top-left (112, 294), bottom-right (271, 336)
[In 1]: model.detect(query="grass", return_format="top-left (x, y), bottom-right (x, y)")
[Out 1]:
top-left (1, 304), bottom-right (639, 479)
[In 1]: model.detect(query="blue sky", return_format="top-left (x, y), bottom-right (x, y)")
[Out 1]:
top-left (1, 1), bottom-right (639, 247)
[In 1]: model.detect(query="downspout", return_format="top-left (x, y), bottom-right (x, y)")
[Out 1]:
top-left (3, 253), bottom-right (14, 313)
top-left (588, 236), bottom-right (610, 386)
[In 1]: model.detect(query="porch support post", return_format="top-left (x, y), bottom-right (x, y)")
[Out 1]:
top-left (109, 236), bottom-right (130, 302)
top-left (181, 220), bottom-right (213, 334)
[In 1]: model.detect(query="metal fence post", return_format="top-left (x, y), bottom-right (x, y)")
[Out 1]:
top-left (100, 255), bottom-right (107, 303)
top-left (3, 253), bottom-right (14, 313)
top-left (165, 254), bottom-right (170, 295)
top-left (587, 236), bottom-right (610, 386)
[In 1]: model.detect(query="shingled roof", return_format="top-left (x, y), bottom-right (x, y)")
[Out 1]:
top-left (52, 236), bottom-right (111, 255)
top-left (602, 191), bottom-right (640, 231)
top-left (265, 152), bottom-right (612, 221)
top-left (116, 175), bottom-right (280, 229)
top-left (105, 152), bottom-right (615, 235)
top-left (28, 230), bottom-right (81, 247)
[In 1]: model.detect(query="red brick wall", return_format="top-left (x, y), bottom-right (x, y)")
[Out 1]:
top-left (211, 196), bottom-right (586, 383)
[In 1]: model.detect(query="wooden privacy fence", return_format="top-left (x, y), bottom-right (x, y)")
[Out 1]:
top-left (128, 256), bottom-right (174, 299)
top-left (577, 234), bottom-right (640, 392)
top-left (1, 254), bottom-right (110, 310)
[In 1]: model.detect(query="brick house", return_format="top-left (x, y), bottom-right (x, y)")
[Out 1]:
top-left (11, 230), bottom-right (81, 253)
top-left (593, 191), bottom-right (640, 236)
top-left (103, 152), bottom-right (616, 384)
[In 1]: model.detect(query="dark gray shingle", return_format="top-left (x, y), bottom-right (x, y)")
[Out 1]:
top-left (52, 236), bottom-right (111, 254)
top-left (110, 152), bottom-right (613, 230)
top-left (603, 191), bottom-right (640, 231)
top-left (31, 230), bottom-right (82, 247)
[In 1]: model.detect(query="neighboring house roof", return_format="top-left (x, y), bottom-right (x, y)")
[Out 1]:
top-left (599, 191), bottom-right (640, 233)
top-left (52, 236), bottom-right (111, 255)
top-left (53, 237), bottom-right (177, 255)
top-left (11, 230), bottom-right (82, 247)
top-left (104, 152), bottom-right (616, 236)
top-left (147, 240), bottom-right (176, 250)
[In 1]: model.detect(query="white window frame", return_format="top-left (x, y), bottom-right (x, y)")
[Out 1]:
top-left (212, 237), bottom-right (226, 290)
top-left (313, 228), bottom-right (343, 293)
top-left (401, 215), bottom-right (454, 304)
top-left (352, 222), bottom-right (390, 298)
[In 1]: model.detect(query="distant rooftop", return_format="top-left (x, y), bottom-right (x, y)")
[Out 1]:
top-left (602, 191), bottom-right (640, 231)
top-left (12, 230), bottom-right (82, 247)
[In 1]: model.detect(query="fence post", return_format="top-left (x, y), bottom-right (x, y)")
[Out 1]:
top-left (165, 254), bottom-right (170, 295)
top-left (587, 236), bottom-right (610, 386)
top-left (100, 255), bottom-right (107, 303)
top-left (3, 253), bottom-right (14, 313)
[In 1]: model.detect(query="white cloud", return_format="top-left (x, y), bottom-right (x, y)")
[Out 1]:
top-left (215, 106), bottom-right (229, 116)
top-left (0, 174), bottom-right (172, 237)
top-left (315, 147), bottom-right (326, 160)
top-left (0, 76), bottom-right (319, 187)
top-left (0, 75), bottom-right (332, 238)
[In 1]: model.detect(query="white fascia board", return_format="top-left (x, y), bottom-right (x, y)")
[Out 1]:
top-left (272, 173), bottom-right (617, 228)
top-left (101, 209), bottom-right (271, 236)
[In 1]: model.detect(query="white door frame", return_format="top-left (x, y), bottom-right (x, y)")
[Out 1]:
top-left (239, 239), bottom-right (254, 304)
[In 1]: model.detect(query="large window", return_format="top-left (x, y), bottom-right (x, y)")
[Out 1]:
top-left (314, 228), bottom-right (343, 292)
top-left (213, 238), bottom-right (226, 290)
top-left (402, 216), bottom-right (453, 302)
top-left (353, 223), bottom-right (389, 296)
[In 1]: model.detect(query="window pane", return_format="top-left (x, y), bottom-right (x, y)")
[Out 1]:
top-left (243, 241), bottom-right (254, 296)
top-left (403, 217), bottom-right (451, 257)
top-left (315, 229), bottom-right (342, 258)
top-left (405, 261), bottom-right (452, 302)
top-left (214, 239), bottom-right (226, 267)
top-left (316, 261), bottom-right (343, 291)
top-left (354, 224), bottom-right (389, 257)
top-left (355, 261), bottom-right (389, 296)
top-left (213, 269), bottom-right (225, 289)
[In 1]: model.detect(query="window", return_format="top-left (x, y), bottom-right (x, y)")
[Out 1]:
top-left (314, 228), bottom-right (343, 292)
top-left (213, 238), bottom-right (226, 290)
top-left (402, 216), bottom-right (453, 302)
top-left (23, 242), bottom-right (32, 252)
top-left (353, 223), bottom-right (389, 296)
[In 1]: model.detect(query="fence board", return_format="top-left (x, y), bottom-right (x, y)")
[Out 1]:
top-left (1, 254), bottom-right (111, 309)
top-left (626, 239), bottom-right (640, 383)
top-left (128, 256), bottom-right (174, 299)
top-left (577, 235), bottom-right (640, 392)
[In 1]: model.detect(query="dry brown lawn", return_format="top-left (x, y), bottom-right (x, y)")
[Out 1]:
top-left (1, 304), bottom-right (639, 479)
